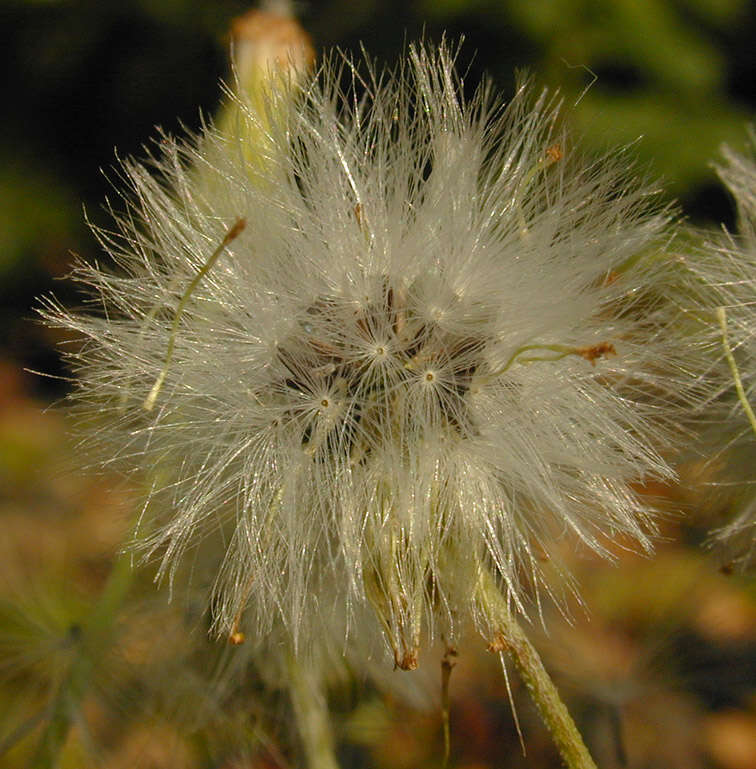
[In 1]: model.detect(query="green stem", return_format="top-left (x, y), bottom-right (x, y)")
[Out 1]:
top-left (476, 567), bottom-right (598, 769)
top-left (287, 654), bottom-right (340, 769)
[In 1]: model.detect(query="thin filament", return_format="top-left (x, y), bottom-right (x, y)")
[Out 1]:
top-left (717, 306), bottom-right (756, 438)
top-left (144, 218), bottom-right (246, 411)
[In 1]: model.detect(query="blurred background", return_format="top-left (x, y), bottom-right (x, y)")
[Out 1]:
top-left (1, 1), bottom-right (755, 767)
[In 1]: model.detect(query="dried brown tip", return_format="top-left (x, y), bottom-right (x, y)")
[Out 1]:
top-left (486, 632), bottom-right (509, 654)
top-left (575, 341), bottom-right (616, 365)
top-left (226, 217), bottom-right (247, 243)
top-left (394, 650), bottom-right (419, 671)
top-left (231, 6), bottom-right (315, 76)
top-left (529, 539), bottom-right (550, 563)
top-left (228, 573), bottom-right (255, 646)
top-left (545, 143), bottom-right (563, 163)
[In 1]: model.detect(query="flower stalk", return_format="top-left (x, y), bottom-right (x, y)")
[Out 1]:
top-left (476, 564), bottom-right (599, 769)
top-left (287, 654), bottom-right (341, 769)
top-left (441, 642), bottom-right (458, 768)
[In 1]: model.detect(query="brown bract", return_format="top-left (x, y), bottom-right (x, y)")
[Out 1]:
top-left (230, 6), bottom-right (315, 79)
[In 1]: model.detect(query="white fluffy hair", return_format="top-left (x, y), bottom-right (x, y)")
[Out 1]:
top-left (42, 42), bottom-right (718, 668)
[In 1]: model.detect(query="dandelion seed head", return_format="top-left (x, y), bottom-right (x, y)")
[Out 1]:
top-left (41, 42), bottom-right (715, 666)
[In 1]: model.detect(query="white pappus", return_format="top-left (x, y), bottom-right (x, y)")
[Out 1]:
top-left (42, 42), bottom-right (717, 670)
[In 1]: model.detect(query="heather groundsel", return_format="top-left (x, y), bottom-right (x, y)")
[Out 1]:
top-left (39, 13), bottom-right (727, 768)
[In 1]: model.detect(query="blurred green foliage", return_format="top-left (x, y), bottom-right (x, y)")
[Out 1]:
top-left (420, 0), bottom-right (754, 202)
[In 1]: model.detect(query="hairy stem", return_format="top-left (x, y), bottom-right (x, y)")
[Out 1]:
top-left (476, 566), bottom-right (599, 769)
top-left (287, 654), bottom-right (340, 769)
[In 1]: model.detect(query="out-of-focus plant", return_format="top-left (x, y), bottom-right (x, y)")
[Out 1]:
top-left (680, 132), bottom-right (756, 569)
top-left (420, 0), bottom-right (754, 205)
